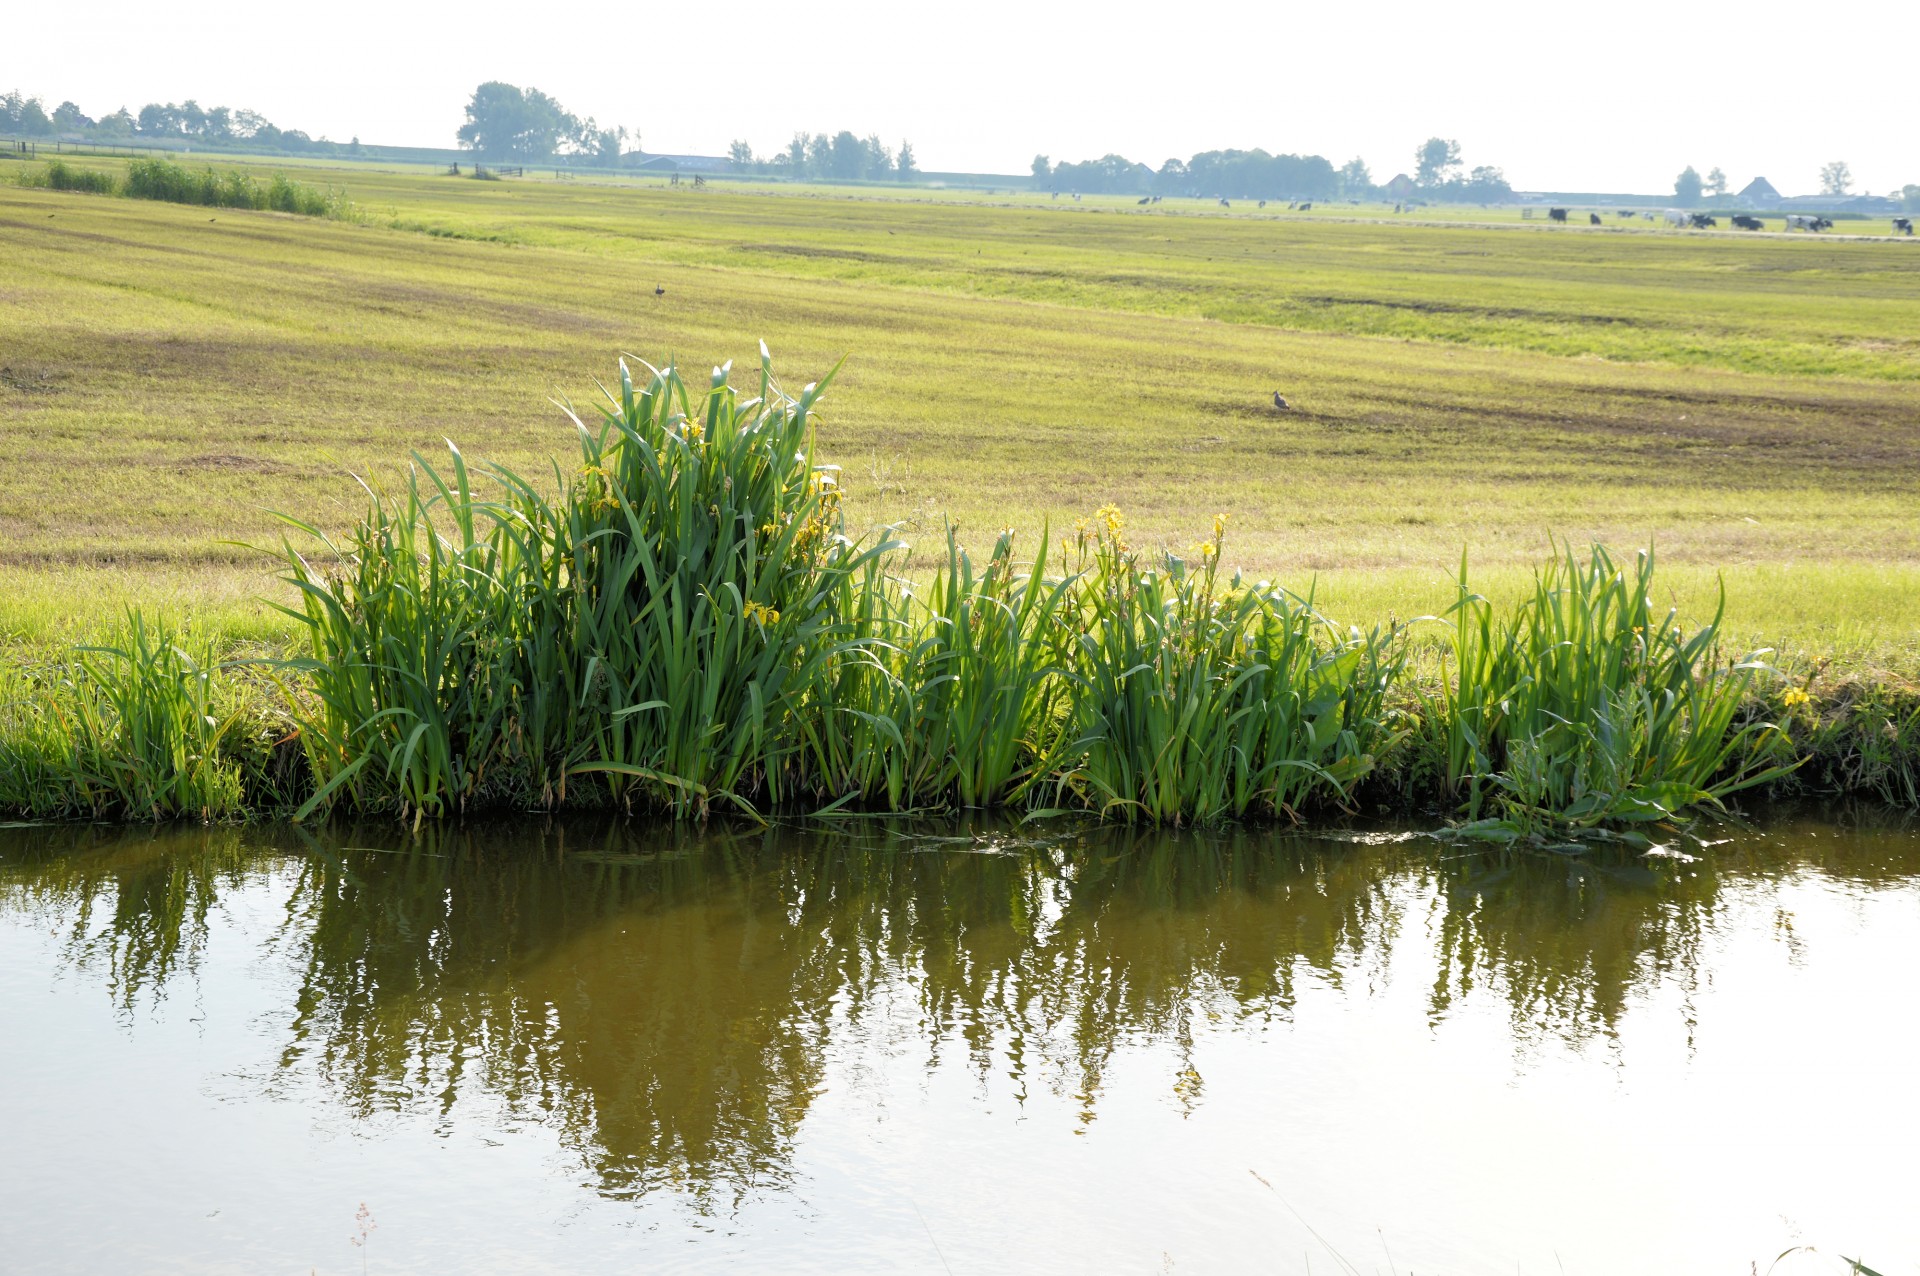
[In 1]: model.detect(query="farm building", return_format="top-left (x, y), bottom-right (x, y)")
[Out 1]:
top-left (1381, 173), bottom-right (1416, 201)
top-left (1736, 177), bottom-right (1782, 208)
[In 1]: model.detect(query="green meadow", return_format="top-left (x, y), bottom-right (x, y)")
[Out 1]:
top-left (3, 153), bottom-right (1919, 666)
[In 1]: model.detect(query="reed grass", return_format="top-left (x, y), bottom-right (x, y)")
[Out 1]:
top-left (2, 352), bottom-right (1913, 832)
top-left (12, 157), bottom-right (352, 217)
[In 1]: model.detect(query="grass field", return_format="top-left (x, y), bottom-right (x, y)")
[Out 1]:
top-left (4, 153), bottom-right (1919, 666)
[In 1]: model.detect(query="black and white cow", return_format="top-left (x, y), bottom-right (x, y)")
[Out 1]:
top-left (1785, 215), bottom-right (1833, 232)
top-left (1894, 218), bottom-right (1914, 236)
top-left (1663, 209), bottom-right (1690, 228)
top-left (1690, 213), bottom-right (1718, 229)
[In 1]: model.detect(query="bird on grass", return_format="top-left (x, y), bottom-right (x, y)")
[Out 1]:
top-left (654, 284), bottom-right (666, 296)
top-left (1272, 391), bottom-right (1291, 411)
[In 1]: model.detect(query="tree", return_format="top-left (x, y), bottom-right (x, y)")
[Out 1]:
top-left (827, 130), bottom-right (865, 180)
top-left (806, 132), bottom-right (832, 176)
top-left (896, 140), bottom-right (917, 181)
top-left (1674, 165), bottom-right (1703, 206)
top-left (455, 82), bottom-right (580, 161)
top-left (1819, 160), bottom-right (1852, 197)
top-left (1414, 137), bottom-right (1461, 187)
top-left (1705, 166), bottom-right (1727, 198)
top-left (51, 101), bottom-right (91, 133)
top-left (1339, 157), bottom-right (1372, 197)
top-left (728, 139), bottom-right (755, 165)
top-left (1905, 185), bottom-right (1920, 213)
top-left (784, 133), bottom-right (809, 174)
top-left (1030, 154), bottom-right (1051, 184)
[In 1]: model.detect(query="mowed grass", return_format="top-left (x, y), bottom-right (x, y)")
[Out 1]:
top-left (2, 157), bottom-right (1919, 666)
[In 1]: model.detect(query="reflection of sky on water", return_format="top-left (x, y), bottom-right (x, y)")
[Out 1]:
top-left (1, 814), bottom-right (1916, 1274)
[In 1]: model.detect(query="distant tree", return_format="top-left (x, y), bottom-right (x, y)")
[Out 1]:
top-left (1674, 165), bottom-right (1703, 206)
top-left (896, 140), bottom-right (917, 181)
top-left (178, 100), bottom-right (207, 136)
top-left (95, 107), bottom-right (135, 139)
top-left (1819, 160), bottom-right (1852, 196)
top-left (806, 132), bottom-right (832, 176)
top-left (825, 130), bottom-right (864, 180)
top-left (14, 96), bottom-right (53, 135)
top-left (1414, 137), bottom-right (1461, 187)
top-left (1705, 166), bottom-right (1727, 198)
top-left (1463, 165), bottom-right (1511, 200)
top-left (1905, 184), bottom-right (1920, 213)
top-left (1030, 154), bottom-right (1051, 184)
top-left (456, 82), bottom-right (580, 161)
top-left (862, 133), bottom-right (893, 178)
top-left (587, 124), bottom-right (628, 165)
top-left (231, 108), bottom-right (270, 139)
top-left (785, 133), bottom-right (809, 174)
top-left (1338, 156), bottom-right (1372, 197)
top-left (728, 139), bottom-right (756, 165)
top-left (1154, 158), bottom-right (1187, 195)
top-left (51, 101), bottom-right (91, 133)
top-left (136, 102), bottom-right (170, 135)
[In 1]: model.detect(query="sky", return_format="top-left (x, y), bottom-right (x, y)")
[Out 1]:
top-left (9, 0), bottom-right (1916, 195)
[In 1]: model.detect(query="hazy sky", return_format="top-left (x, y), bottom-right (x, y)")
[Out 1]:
top-left (10, 0), bottom-right (1915, 194)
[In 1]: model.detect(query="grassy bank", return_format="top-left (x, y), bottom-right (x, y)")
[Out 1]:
top-left (3, 355), bottom-right (1914, 831)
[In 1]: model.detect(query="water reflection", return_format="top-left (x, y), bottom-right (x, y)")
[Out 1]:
top-left (3, 811), bottom-right (1916, 1211)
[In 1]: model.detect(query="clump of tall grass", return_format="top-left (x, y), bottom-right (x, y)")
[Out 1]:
top-left (1431, 544), bottom-right (1792, 841)
top-left (273, 351), bottom-right (900, 823)
top-left (0, 614), bottom-right (244, 821)
top-left (119, 157), bottom-right (352, 218)
top-left (1048, 510), bottom-right (1402, 823)
top-left (12, 159), bottom-right (119, 194)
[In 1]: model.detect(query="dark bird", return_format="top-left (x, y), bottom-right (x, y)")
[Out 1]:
top-left (1272, 391), bottom-right (1291, 411)
top-left (209, 217), bottom-right (217, 222)
top-left (654, 285), bottom-right (666, 296)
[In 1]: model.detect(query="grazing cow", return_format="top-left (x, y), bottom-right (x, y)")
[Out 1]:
top-left (1589, 213), bottom-right (1602, 226)
top-left (1298, 202), bottom-right (1312, 211)
top-left (1662, 209), bottom-right (1690, 228)
top-left (1894, 217), bottom-right (1914, 235)
top-left (1137, 196), bottom-right (1150, 205)
top-left (1616, 210), bottom-right (1635, 218)
top-left (1641, 211), bottom-right (1655, 222)
top-left (1547, 207), bottom-right (1568, 223)
top-left (1258, 199), bottom-right (1267, 208)
top-left (1785, 214), bottom-right (1832, 232)
top-left (1219, 198), bottom-right (1231, 207)
top-left (1689, 213), bottom-right (1718, 229)
top-left (1731, 214), bottom-right (1763, 231)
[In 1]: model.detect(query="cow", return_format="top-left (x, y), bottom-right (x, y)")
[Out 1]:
top-left (1641, 212), bottom-right (1655, 222)
top-left (1690, 213), bottom-right (1718, 229)
top-left (1589, 213), bottom-right (1602, 226)
top-left (1785, 215), bottom-right (1832, 232)
top-left (1894, 218), bottom-right (1914, 236)
top-left (1662, 209), bottom-right (1690, 228)
top-left (1298, 202), bottom-right (1312, 211)
top-left (1548, 207), bottom-right (1568, 223)
top-left (1616, 210), bottom-right (1635, 218)
top-left (1137, 196), bottom-right (1150, 205)
top-left (1731, 214), bottom-right (1764, 231)
top-left (1219, 198), bottom-right (1231, 207)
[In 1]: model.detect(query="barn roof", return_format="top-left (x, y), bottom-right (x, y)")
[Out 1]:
top-left (1737, 176), bottom-right (1781, 204)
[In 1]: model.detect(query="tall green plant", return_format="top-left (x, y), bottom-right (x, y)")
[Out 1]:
top-left (1436, 543), bottom-right (1792, 839)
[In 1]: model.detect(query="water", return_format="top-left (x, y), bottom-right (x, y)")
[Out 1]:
top-left (1, 814), bottom-right (1916, 1275)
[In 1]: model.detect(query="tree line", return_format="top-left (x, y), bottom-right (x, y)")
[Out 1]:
top-left (1032, 137), bottom-right (1512, 202)
top-left (725, 134), bottom-right (918, 182)
top-left (1, 89), bottom-right (354, 154)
